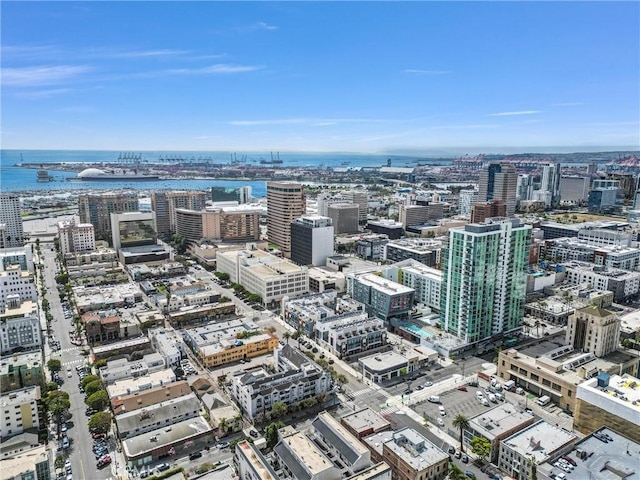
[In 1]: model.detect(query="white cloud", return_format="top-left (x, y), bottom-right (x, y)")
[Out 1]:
top-left (109, 49), bottom-right (190, 58)
top-left (2, 65), bottom-right (93, 86)
top-left (14, 88), bottom-right (73, 99)
top-left (165, 64), bottom-right (263, 75)
top-left (256, 21), bottom-right (278, 31)
top-left (487, 110), bottom-right (542, 116)
top-left (403, 69), bottom-right (451, 75)
top-left (229, 117), bottom-right (389, 127)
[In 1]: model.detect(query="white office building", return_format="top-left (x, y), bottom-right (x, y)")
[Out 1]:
top-left (0, 265), bottom-right (37, 312)
top-left (0, 386), bottom-right (41, 440)
top-left (0, 194), bottom-right (24, 248)
top-left (57, 219), bottom-right (96, 255)
top-left (0, 298), bottom-right (40, 355)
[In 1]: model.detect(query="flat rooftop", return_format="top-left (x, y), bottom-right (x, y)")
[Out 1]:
top-left (92, 336), bottom-right (150, 355)
top-left (353, 272), bottom-right (414, 295)
top-left (0, 444), bottom-right (48, 477)
top-left (468, 403), bottom-right (535, 441)
top-left (384, 428), bottom-right (449, 471)
top-left (346, 463), bottom-right (392, 480)
top-left (576, 374), bottom-right (640, 427)
top-left (501, 420), bottom-right (577, 463)
top-left (359, 350), bottom-right (412, 372)
top-left (277, 432), bottom-right (334, 478)
top-left (538, 427), bottom-right (640, 480)
top-left (0, 352), bottom-right (42, 374)
top-left (340, 408), bottom-right (391, 435)
top-left (236, 441), bottom-right (278, 480)
top-left (107, 369), bottom-right (176, 397)
top-left (1, 386), bottom-right (39, 406)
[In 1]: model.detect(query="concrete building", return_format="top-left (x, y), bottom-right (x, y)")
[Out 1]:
top-left (57, 219), bottom-right (95, 255)
top-left (497, 336), bottom-right (640, 412)
top-left (441, 218), bottom-right (531, 345)
top-left (0, 194), bottom-right (24, 248)
top-left (399, 204), bottom-right (445, 229)
top-left (217, 246), bottom-right (309, 307)
top-left (383, 260), bottom-right (442, 312)
top-left (382, 428), bottom-right (449, 480)
top-left (274, 431), bottom-right (341, 480)
top-left (99, 354), bottom-right (165, 385)
top-left (0, 299), bottom-right (40, 356)
top-left (471, 199), bottom-right (506, 223)
top-left (308, 267), bottom-right (347, 294)
top-left (347, 272), bottom-right (414, 323)
top-left (238, 186), bottom-right (253, 204)
top-left (328, 204), bottom-right (360, 234)
top-left (366, 220), bottom-right (403, 240)
top-left (0, 352), bottom-right (43, 393)
top-left (317, 191), bottom-right (349, 216)
top-left (0, 247), bottom-right (34, 273)
top-left (290, 215), bottom-right (334, 267)
top-left (0, 386), bottom-right (41, 440)
top-left (235, 440), bottom-right (279, 480)
top-left (73, 282), bottom-right (143, 314)
top-left (464, 403), bottom-right (536, 463)
top-left (115, 392), bottom-right (201, 439)
top-left (150, 190), bottom-right (207, 238)
top-left (359, 350), bottom-right (421, 383)
top-left (340, 408), bottom-right (391, 439)
top-left (560, 176), bottom-right (590, 203)
top-left (148, 328), bottom-right (186, 368)
top-left (357, 235), bottom-right (390, 261)
top-left (110, 211), bottom-right (157, 251)
top-left (498, 420), bottom-right (576, 480)
top-left (344, 190), bottom-right (368, 224)
top-left (78, 192), bottom-right (139, 242)
top-left (563, 261), bottom-right (640, 302)
top-left (588, 187), bottom-right (623, 214)
top-left (175, 207), bottom-right (260, 243)
top-left (282, 290), bottom-right (340, 333)
top-left (540, 163), bottom-right (562, 207)
top-left (110, 380), bottom-right (192, 416)
top-left (0, 444), bottom-right (51, 480)
top-left (566, 306), bottom-right (621, 357)
top-left (229, 345), bottom-right (332, 420)
top-left (574, 373), bottom-right (640, 443)
top-left (267, 182), bottom-right (306, 257)
top-left (577, 228), bottom-right (632, 247)
top-left (458, 189), bottom-right (478, 216)
top-left (542, 238), bottom-right (640, 270)
top-left (477, 162), bottom-right (518, 216)
top-left (383, 238), bottom-right (442, 267)
top-left (106, 369), bottom-right (177, 398)
top-left (0, 265), bottom-right (36, 312)
top-left (315, 312), bottom-right (388, 360)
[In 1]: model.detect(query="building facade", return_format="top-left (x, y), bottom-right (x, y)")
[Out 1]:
top-left (328, 204), bottom-right (360, 234)
top-left (477, 162), bottom-right (518, 216)
top-left (0, 386), bottom-right (42, 440)
top-left (0, 194), bottom-right (24, 248)
top-left (0, 265), bottom-right (37, 312)
top-left (566, 306), bottom-right (621, 357)
top-left (347, 272), bottom-right (415, 323)
top-left (176, 208), bottom-right (260, 243)
top-left (150, 191), bottom-right (207, 238)
top-left (290, 215), bottom-right (334, 267)
top-left (382, 428), bottom-right (449, 480)
top-left (440, 218), bottom-right (531, 345)
top-left (383, 260), bottom-right (442, 312)
top-left (267, 182), bottom-right (306, 257)
top-left (57, 220), bottom-right (96, 255)
top-left (0, 299), bottom-right (40, 355)
top-left (78, 192), bottom-right (139, 242)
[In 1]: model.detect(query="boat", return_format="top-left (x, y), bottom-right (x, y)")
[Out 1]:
top-left (36, 169), bottom-right (54, 182)
top-left (73, 167), bottom-right (159, 182)
top-left (260, 159), bottom-right (283, 165)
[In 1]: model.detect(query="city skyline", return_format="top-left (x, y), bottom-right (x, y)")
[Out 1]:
top-left (1, 1), bottom-right (639, 152)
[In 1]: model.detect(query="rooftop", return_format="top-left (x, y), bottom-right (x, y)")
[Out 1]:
top-left (275, 431), bottom-right (335, 480)
top-left (359, 350), bottom-right (414, 372)
top-left (116, 392), bottom-right (200, 434)
top-left (106, 369), bottom-right (176, 398)
top-left (0, 444), bottom-right (49, 477)
top-left (351, 272), bottom-right (414, 295)
top-left (0, 352), bottom-right (42, 375)
top-left (468, 403), bottom-right (535, 441)
top-left (236, 441), bottom-right (278, 480)
top-left (576, 374), bottom-right (640, 426)
top-left (92, 336), bottom-right (150, 355)
top-left (0, 386), bottom-right (40, 406)
top-left (346, 463), bottom-right (392, 480)
top-left (501, 420), bottom-right (577, 463)
top-left (312, 411), bottom-right (369, 465)
top-left (341, 408), bottom-right (391, 436)
top-left (384, 427), bottom-right (449, 471)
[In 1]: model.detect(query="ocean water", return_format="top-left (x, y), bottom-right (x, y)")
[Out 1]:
top-left (0, 149), bottom-right (418, 194)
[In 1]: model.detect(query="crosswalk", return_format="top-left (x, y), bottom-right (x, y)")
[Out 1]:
top-left (62, 358), bottom-right (85, 367)
top-left (350, 388), bottom-right (372, 398)
top-left (379, 404), bottom-right (399, 416)
top-left (59, 347), bottom-right (80, 353)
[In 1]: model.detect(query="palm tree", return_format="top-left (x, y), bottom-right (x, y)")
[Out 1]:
top-left (448, 463), bottom-right (467, 480)
top-left (535, 320), bottom-right (541, 338)
top-left (452, 414), bottom-right (470, 453)
top-left (282, 331), bottom-right (291, 345)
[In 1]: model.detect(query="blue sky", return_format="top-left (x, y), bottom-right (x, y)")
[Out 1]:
top-left (1, 1), bottom-right (639, 153)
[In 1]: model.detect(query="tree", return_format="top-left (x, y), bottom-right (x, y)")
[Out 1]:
top-left (88, 412), bottom-right (112, 434)
top-left (218, 296), bottom-right (231, 303)
top-left (85, 390), bottom-right (109, 411)
top-left (270, 402), bottom-right (288, 419)
top-left (215, 272), bottom-right (230, 282)
top-left (448, 463), bottom-right (467, 480)
top-left (81, 375), bottom-right (100, 388)
top-left (336, 374), bottom-right (348, 386)
top-left (84, 380), bottom-right (103, 397)
top-left (94, 359), bottom-right (107, 369)
top-left (47, 359), bottom-right (62, 373)
top-left (422, 414), bottom-right (430, 427)
top-left (264, 421), bottom-right (285, 448)
top-left (55, 273), bottom-right (69, 284)
top-left (218, 417), bottom-right (228, 432)
top-left (452, 414), bottom-right (470, 453)
top-left (470, 436), bottom-right (491, 461)
top-left (47, 394), bottom-right (71, 427)
top-left (46, 382), bottom-right (60, 392)
top-left (55, 456), bottom-right (66, 470)
top-left (282, 332), bottom-right (291, 345)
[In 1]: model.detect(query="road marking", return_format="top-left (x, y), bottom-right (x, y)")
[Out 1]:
top-left (80, 455), bottom-right (87, 480)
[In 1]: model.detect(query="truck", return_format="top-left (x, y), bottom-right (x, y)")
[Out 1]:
top-left (536, 395), bottom-right (551, 406)
top-left (503, 380), bottom-right (516, 391)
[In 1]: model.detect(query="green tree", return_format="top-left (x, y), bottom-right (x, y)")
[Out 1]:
top-left (55, 273), bottom-right (69, 284)
top-left (84, 380), bottom-right (103, 397)
top-left (81, 375), bottom-right (100, 388)
top-left (218, 296), bottom-right (231, 303)
top-left (88, 411), bottom-right (112, 434)
top-left (85, 390), bottom-right (109, 411)
top-left (47, 393), bottom-right (71, 427)
top-left (270, 402), bottom-right (288, 419)
top-left (336, 374), bottom-right (348, 386)
top-left (470, 436), bottom-right (491, 461)
top-left (46, 382), bottom-right (60, 392)
top-left (452, 414), bottom-right (470, 453)
top-left (247, 293), bottom-right (261, 303)
top-left (448, 463), bottom-right (467, 480)
top-left (47, 359), bottom-right (62, 373)
top-left (218, 417), bottom-right (228, 432)
top-left (282, 331), bottom-right (291, 345)
top-left (215, 272), bottom-right (230, 282)
top-left (54, 456), bottom-right (66, 470)
top-left (93, 359), bottom-right (107, 368)
top-left (264, 421), bottom-right (285, 448)
top-left (422, 414), bottom-right (430, 427)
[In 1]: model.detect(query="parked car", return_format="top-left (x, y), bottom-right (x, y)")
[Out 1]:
top-left (455, 451), bottom-right (462, 459)
top-left (461, 454), bottom-right (469, 463)
top-left (464, 470), bottom-right (475, 479)
top-left (249, 429), bottom-right (259, 438)
top-left (157, 463), bottom-right (171, 472)
top-left (189, 452), bottom-right (203, 460)
top-left (217, 441), bottom-right (230, 448)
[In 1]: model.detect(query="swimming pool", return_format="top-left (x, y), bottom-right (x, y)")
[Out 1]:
top-left (403, 324), bottom-right (433, 339)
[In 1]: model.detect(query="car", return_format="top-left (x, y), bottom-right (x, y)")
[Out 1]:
top-left (457, 386), bottom-right (468, 392)
top-left (189, 452), bottom-right (203, 460)
top-left (448, 446), bottom-right (456, 455)
top-left (319, 353), bottom-right (325, 359)
top-left (61, 423), bottom-right (67, 432)
top-left (157, 463), bottom-right (171, 472)
top-left (217, 441), bottom-right (230, 448)
top-left (64, 460), bottom-right (72, 469)
top-left (328, 359), bottom-right (334, 364)
top-left (464, 470), bottom-right (475, 479)
top-left (140, 470), bottom-right (150, 479)
top-left (437, 418), bottom-right (445, 427)
top-left (67, 371), bottom-right (72, 378)
top-left (439, 406), bottom-right (446, 416)
top-left (455, 451), bottom-right (461, 459)
top-left (62, 438), bottom-right (70, 449)
top-left (461, 454), bottom-right (469, 463)
top-left (249, 429), bottom-right (259, 438)
top-left (416, 385), bottom-right (424, 390)
top-left (312, 347), bottom-right (319, 353)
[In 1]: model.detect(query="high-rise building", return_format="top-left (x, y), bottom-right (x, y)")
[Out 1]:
top-left (478, 162), bottom-right (517, 216)
top-left (398, 204), bottom-right (445, 228)
top-left (109, 211), bottom-right (157, 250)
top-left (541, 163), bottom-right (562, 207)
top-left (0, 194), bottom-right (24, 248)
top-left (566, 306), bottom-right (620, 357)
top-left (78, 192), bottom-right (139, 242)
top-left (344, 190), bottom-right (368, 224)
top-left (290, 215), bottom-right (334, 266)
top-left (267, 182), bottom-right (306, 257)
top-left (471, 199), bottom-right (506, 224)
top-left (327, 203), bottom-right (359, 234)
top-left (516, 174), bottom-right (534, 202)
top-left (57, 219), bottom-right (96, 255)
top-left (150, 191), bottom-right (207, 238)
top-left (458, 189), bottom-right (478, 216)
top-left (176, 208), bottom-right (260, 243)
top-left (238, 186), bottom-right (252, 204)
top-left (440, 218), bottom-right (531, 345)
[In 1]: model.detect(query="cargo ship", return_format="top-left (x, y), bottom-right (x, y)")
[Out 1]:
top-left (71, 167), bottom-right (159, 182)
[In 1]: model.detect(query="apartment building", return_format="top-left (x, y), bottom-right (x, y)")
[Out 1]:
top-left (0, 352), bottom-right (43, 393)
top-left (0, 247), bottom-right (34, 273)
top-left (0, 299), bottom-right (40, 355)
top-left (458, 189), bottom-right (478, 216)
top-left (542, 238), bottom-right (640, 270)
top-left (315, 312), bottom-right (388, 359)
top-left (106, 369), bottom-right (176, 398)
top-left (274, 431), bottom-right (341, 480)
top-left (0, 265), bottom-right (36, 312)
top-left (78, 192), bottom-right (139, 241)
top-left (147, 328), bottom-right (185, 367)
top-left (563, 261), bottom-right (640, 302)
top-left (151, 190), bottom-right (207, 238)
top-left (57, 219), bottom-right (96, 255)
top-left (340, 407), bottom-right (391, 439)
top-left (0, 194), bottom-right (24, 248)
top-left (230, 345), bottom-right (332, 420)
top-left (382, 428), bottom-right (449, 480)
top-left (0, 386), bottom-right (42, 440)
top-left (357, 235), bottom-right (390, 261)
top-left (235, 440), bottom-right (280, 480)
top-left (347, 272), bottom-right (415, 323)
top-left (267, 182), bottom-right (306, 257)
top-left (566, 306), bottom-right (621, 358)
top-left (99, 354), bottom-right (166, 385)
top-left (477, 162), bottom-right (518, 216)
top-left (1, 444), bottom-right (51, 480)
top-left (175, 207), bottom-right (260, 243)
top-left (383, 260), bottom-right (442, 312)
top-left (383, 238), bottom-right (442, 267)
top-left (110, 380), bottom-right (192, 416)
top-left (398, 204), bottom-right (445, 229)
top-left (470, 199), bottom-right (506, 224)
